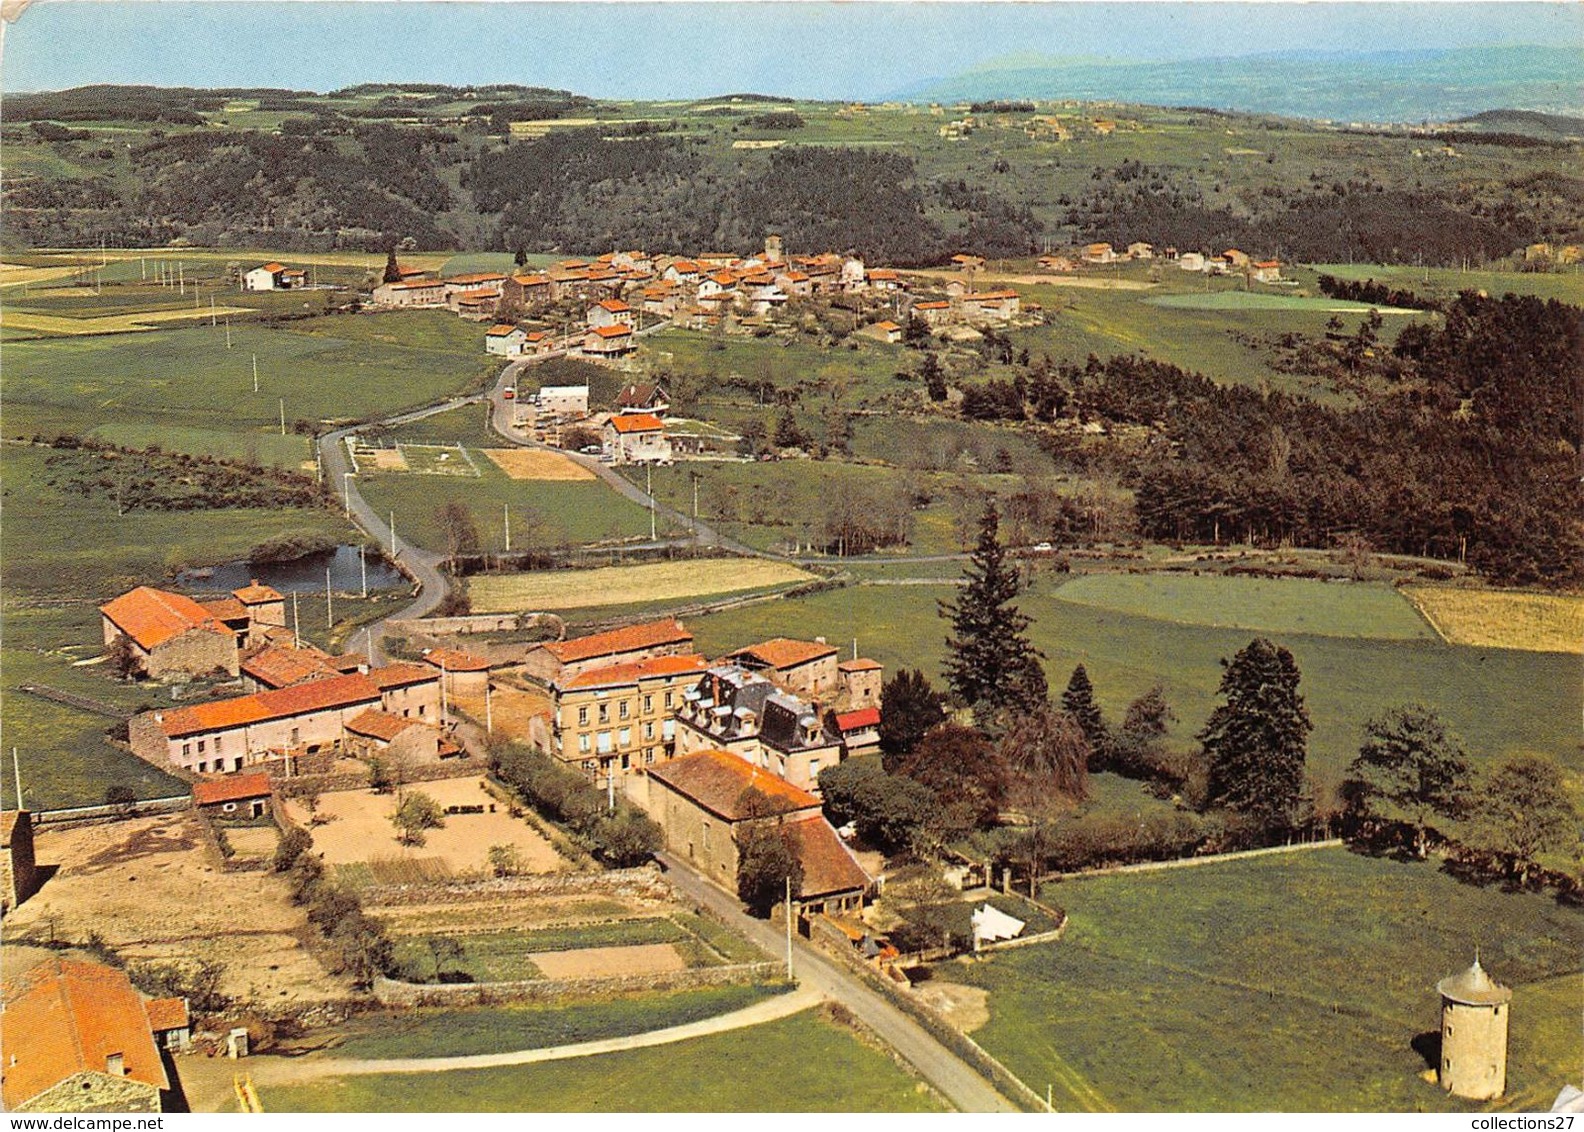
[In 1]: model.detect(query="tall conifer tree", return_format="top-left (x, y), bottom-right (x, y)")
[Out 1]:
top-left (941, 502), bottom-right (1047, 716)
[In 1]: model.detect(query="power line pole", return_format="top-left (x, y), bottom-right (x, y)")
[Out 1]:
top-left (292, 592), bottom-right (300, 642)
top-left (325, 567), bottom-right (334, 629)
top-left (12, 748), bottom-right (23, 812)
top-left (504, 504), bottom-right (511, 553)
top-left (360, 543), bottom-right (368, 598)
top-left (252, 354), bottom-right (259, 393)
top-left (279, 398), bottom-right (286, 436)
top-left (785, 876), bottom-right (794, 980)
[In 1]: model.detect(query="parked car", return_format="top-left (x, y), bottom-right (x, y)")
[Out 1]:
top-left (580, 445), bottom-right (601, 455)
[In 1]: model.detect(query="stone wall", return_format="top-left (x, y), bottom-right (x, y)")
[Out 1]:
top-left (358, 864), bottom-right (671, 908)
top-left (373, 960), bottom-right (783, 1007)
top-left (19, 1071), bottom-right (161, 1113)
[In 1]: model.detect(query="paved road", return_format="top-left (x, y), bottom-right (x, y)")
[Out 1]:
top-left (656, 851), bottom-right (1021, 1113)
top-left (253, 985), bottom-right (824, 1082)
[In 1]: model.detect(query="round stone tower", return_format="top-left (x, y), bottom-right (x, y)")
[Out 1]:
top-left (1436, 955), bottom-right (1512, 1100)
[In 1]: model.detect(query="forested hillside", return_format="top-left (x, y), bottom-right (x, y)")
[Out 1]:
top-left (3, 83), bottom-right (1581, 262)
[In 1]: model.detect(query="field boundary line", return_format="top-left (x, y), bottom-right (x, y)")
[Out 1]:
top-left (1399, 587), bottom-right (1453, 644)
top-left (456, 444), bottom-right (481, 476)
top-left (276, 986), bottom-right (823, 1079)
top-left (1045, 837), bottom-right (1343, 882)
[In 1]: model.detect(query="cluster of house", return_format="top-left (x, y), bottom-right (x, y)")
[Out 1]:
top-left (99, 583), bottom-right (479, 776)
top-left (518, 617), bottom-right (884, 915)
top-left (241, 261), bottom-right (310, 291)
top-left (1038, 242), bottom-right (1282, 281)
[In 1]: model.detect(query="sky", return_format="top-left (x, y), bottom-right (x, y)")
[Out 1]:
top-left (2, 2), bottom-right (1580, 99)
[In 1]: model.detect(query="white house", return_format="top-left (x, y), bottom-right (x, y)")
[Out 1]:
top-left (1178, 252), bottom-right (1208, 272)
top-left (485, 323), bottom-right (528, 357)
top-left (244, 263), bottom-right (291, 291)
top-left (1251, 260), bottom-right (1282, 284)
top-left (587, 298), bottom-right (634, 329)
top-left (602, 413), bottom-right (672, 465)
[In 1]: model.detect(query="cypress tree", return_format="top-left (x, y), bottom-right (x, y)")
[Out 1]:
top-left (382, 248), bottom-right (401, 284)
top-left (941, 501), bottom-right (1047, 717)
top-left (1061, 664), bottom-right (1108, 763)
top-left (1199, 638), bottom-right (1312, 834)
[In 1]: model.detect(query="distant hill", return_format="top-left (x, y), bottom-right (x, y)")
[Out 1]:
top-left (1453, 108), bottom-right (1584, 140)
top-left (902, 46), bottom-right (1584, 124)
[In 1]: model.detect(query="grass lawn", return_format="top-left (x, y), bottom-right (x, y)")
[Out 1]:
top-left (330, 984), bottom-right (786, 1060)
top-left (1144, 291), bottom-right (1422, 313)
top-left (3, 313), bottom-right (494, 458)
top-left (1051, 574), bottom-right (1436, 641)
top-left (687, 577), bottom-right (1580, 797)
top-left (467, 558), bottom-right (814, 613)
top-left (644, 325), bottom-right (909, 406)
top-left (355, 456), bottom-right (653, 552)
top-left (1308, 263), bottom-right (1584, 306)
top-left (953, 847), bottom-right (1583, 1112)
top-left (268, 1008), bottom-right (946, 1112)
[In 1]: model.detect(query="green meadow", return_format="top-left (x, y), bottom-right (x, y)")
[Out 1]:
top-left (267, 1008), bottom-right (946, 1112)
top-left (2, 312), bottom-right (493, 458)
top-left (688, 575), bottom-right (1581, 797)
top-left (954, 848), bottom-right (1583, 1112)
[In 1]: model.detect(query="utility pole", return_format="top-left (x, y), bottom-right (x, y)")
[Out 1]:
top-left (325, 567), bottom-right (334, 628)
top-left (12, 748), bottom-right (23, 811)
top-left (785, 876), bottom-right (794, 979)
top-left (360, 543), bottom-right (367, 598)
top-left (647, 463), bottom-right (656, 541)
top-left (365, 628), bottom-right (375, 668)
top-left (210, 293), bottom-right (216, 326)
top-left (226, 318), bottom-right (232, 349)
top-left (178, 261), bottom-right (185, 296)
top-left (485, 680), bottom-right (493, 735)
top-left (252, 354), bottom-right (259, 393)
top-left (607, 766), bottom-right (616, 812)
top-left (292, 592), bottom-right (301, 642)
top-left (504, 504), bottom-right (511, 553)
top-left (390, 512), bottom-right (397, 557)
top-left (279, 398), bottom-right (286, 436)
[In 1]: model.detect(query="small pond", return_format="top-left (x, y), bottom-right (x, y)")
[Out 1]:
top-left (174, 544), bottom-right (405, 595)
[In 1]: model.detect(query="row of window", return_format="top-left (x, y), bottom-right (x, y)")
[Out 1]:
top-left (576, 720), bottom-right (675, 753)
top-left (575, 690), bottom-right (674, 727)
top-left (580, 748), bottom-right (659, 772)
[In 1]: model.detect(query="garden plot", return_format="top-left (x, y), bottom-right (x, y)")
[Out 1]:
top-left (481, 447), bottom-right (596, 481)
top-left (399, 442), bottom-right (480, 476)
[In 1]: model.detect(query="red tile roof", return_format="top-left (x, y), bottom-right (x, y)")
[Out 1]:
top-left (159, 672), bottom-right (380, 738)
top-left (591, 324), bottom-right (633, 339)
top-left (143, 997), bottom-right (189, 1034)
top-left (387, 279), bottom-right (443, 291)
top-left (780, 814), bottom-right (873, 897)
top-left (838, 658), bottom-right (883, 672)
top-left (445, 272), bottom-right (508, 285)
top-left (834, 706), bottom-right (881, 732)
top-left (344, 709), bottom-right (420, 742)
top-left (454, 287), bottom-right (501, 302)
top-left (487, 323), bottom-right (523, 336)
top-left (868, 269), bottom-right (901, 281)
top-left (731, 637), bottom-right (838, 670)
top-left (233, 581), bottom-right (282, 604)
top-left (972, 290), bottom-right (1020, 301)
top-left (595, 298), bottom-right (631, 313)
top-left (258, 262), bottom-right (287, 273)
top-left (542, 618), bottom-right (692, 665)
top-left (913, 300), bottom-right (950, 310)
top-left (1, 959), bottom-right (168, 1109)
top-left (368, 662), bottom-right (437, 690)
top-left (241, 645), bottom-right (337, 689)
top-left (200, 596), bottom-right (249, 622)
top-left (192, 771), bottom-right (273, 807)
top-left (512, 273), bottom-right (551, 286)
top-left (874, 320), bottom-right (901, 332)
top-left (100, 586), bottom-right (231, 652)
top-left (422, 647), bottom-right (492, 673)
top-left (559, 653), bottom-right (709, 691)
top-left (608, 412), bottom-right (663, 433)
top-left (647, 749), bottom-right (820, 821)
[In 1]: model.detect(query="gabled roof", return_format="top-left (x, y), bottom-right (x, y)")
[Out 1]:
top-left (647, 749), bottom-right (820, 821)
top-left (913, 300), bottom-right (950, 310)
top-left (422, 647), bottom-right (492, 673)
top-left (558, 653), bottom-right (709, 692)
top-left (838, 657), bottom-right (882, 672)
top-left (241, 644), bottom-right (337, 690)
top-left (730, 637), bottom-right (838, 670)
top-left (232, 581), bottom-right (282, 605)
top-left (143, 997), bottom-right (189, 1034)
top-left (192, 770), bottom-right (273, 806)
top-left (368, 662), bottom-right (436, 690)
top-left (594, 298), bottom-right (631, 313)
top-left (199, 596), bottom-right (248, 623)
top-left (972, 290), bottom-right (1020, 301)
top-left (779, 814), bottom-right (873, 898)
top-left (867, 269), bottom-right (901, 281)
top-left (1, 959), bottom-right (169, 1109)
top-left (487, 323), bottom-right (524, 337)
top-left (591, 324), bottom-right (633, 339)
top-left (608, 412), bottom-right (663, 433)
top-left (454, 287), bottom-right (501, 302)
top-left (100, 586), bottom-right (231, 652)
top-left (159, 672), bottom-right (381, 738)
top-left (834, 706), bottom-right (881, 732)
top-left (257, 262), bottom-right (287, 273)
top-left (445, 272), bottom-right (508, 285)
top-left (386, 279), bottom-right (444, 291)
top-left (344, 709), bottom-right (422, 742)
top-left (512, 273), bottom-right (551, 286)
top-left (873, 320), bottom-right (901, 332)
top-left (541, 618), bottom-right (692, 665)
top-left (1252, 259), bottom-right (1281, 269)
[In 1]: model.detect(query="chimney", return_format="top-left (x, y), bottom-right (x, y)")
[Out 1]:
top-left (814, 636), bottom-right (826, 645)
top-left (106, 1052), bottom-right (125, 1076)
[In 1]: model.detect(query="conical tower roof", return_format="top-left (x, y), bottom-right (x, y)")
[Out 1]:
top-left (1437, 955), bottom-right (1512, 1006)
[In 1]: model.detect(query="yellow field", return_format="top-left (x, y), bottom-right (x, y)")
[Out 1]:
top-left (1, 306), bottom-right (257, 336)
top-left (0, 263), bottom-right (87, 289)
top-left (1403, 586), bottom-right (1584, 654)
top-left (481, 447), bottom-right (595, 481)
top-left (467, 558), bottom-right (815, 612)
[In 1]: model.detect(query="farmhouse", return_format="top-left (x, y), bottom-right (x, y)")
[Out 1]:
top-left (643, 749), bottom-right (871, 914)
top-left (582, 323), bottom-right (636, 358)
top-left (728, 637), bottom-right (840, 697)
top-left (837, 657), bottom-right (883, 707)
top-left (1221, 248), bottom-right (1251, 269)
top-left (673, 664), bottom-right (844, 794)
top-left (343, 710), bottom-right (460, 762)
top-left (1037, 253), bottom-right (1076, 272)
top-left (241, 643), bottom-right (353, 691)
top-left (521, 618), bottom-right (695, 685)
top-left (420, 646), bottom-right (494, 698)
top-left (962, 290), bottom-right (1021, 321)
top-left (1179, 252), bottom-right (1208, 272)
top-left (2, 810), bottom-right (39, 915)
top-left (372, 278), bottom-right (445, 308)
top-left (192, 770), bottom-right (273, 819)
top-left (1250, 259), bottom-right (1282, 283)
top-left (1, 959), bottom-right (189, 1113)
top-left (865, 320), bottom-right (903, 344)
top-left (486, 323), bottom-right (529, 356)
top-left (866, 268), bottom-right (903, 292)
top-left (910, 299), bottom-right (952, 328)
top-left (1082, 242), bottom-right (1117, 264)
top-left (602, 412), bottom-right (672, 465)
top-left (502, 272), bottom-right (552, 309)
top-left (244, 262), bottom-right (302, 291)
top-left (587, 298), bottom-right (634, 329)
top-left (128, 663), bottom-right (440, 773)
top-left (616, 381), bottom-right (669, 414)
top-left (549, 653), bottom-right (710, 779)
top-left (99, 586), bottom-right (239, 680)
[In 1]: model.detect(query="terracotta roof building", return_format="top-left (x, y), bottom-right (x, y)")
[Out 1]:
top-left (728, 637), bottom-right (840, 696)
top-left (98, 586), bottom-right (237, 680)
top-left (643, 749), bottom-right (871, 914)
top-left (523, 618), bottom-right (694, 685)
top-left (549, 653), bottom-right (710, 781)
top-left (2, 959), bottom-right (176, 1112)
top-left (192, 770), bottom-right (273, 817)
